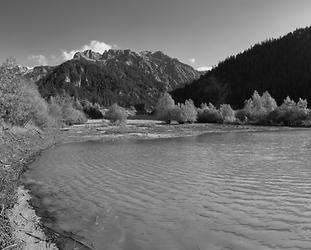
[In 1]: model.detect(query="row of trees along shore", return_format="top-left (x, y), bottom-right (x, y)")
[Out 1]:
top-left (155, 92), bottom-right (311, 127)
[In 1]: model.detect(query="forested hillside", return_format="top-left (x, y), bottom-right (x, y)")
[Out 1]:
top-left (172, 27), bottom-right (311, 108)
top-left (34, 49), bottom-right (201, 109)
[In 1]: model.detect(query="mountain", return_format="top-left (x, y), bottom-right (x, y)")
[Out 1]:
top-left (74, 50), bottom-right (102, 61)
top-left (172, 26), bottom-right (311, 108)
top-left (34, 49), bottom-right (201, 109)
top-left (17, 65), bottom-right (33, 74)
top-left (24, 65), bottom-right (55, 82)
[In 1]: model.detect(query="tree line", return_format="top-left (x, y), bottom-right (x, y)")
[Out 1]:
top-left (156, 91), bottom-right (311, 127)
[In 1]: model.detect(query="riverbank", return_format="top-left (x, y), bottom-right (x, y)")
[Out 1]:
top-left (0, 124), bottom-right (60, 250)
top-left (59, 119), bottom-right (296, 144)
top-left (1, 119), bottom-right (303, 250)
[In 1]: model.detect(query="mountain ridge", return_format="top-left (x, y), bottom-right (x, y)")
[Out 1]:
top-left (29, 49), bottom-right (202, 109)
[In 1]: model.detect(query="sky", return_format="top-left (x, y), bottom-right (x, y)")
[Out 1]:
top-left (1, 0), bottom-right (311, 70)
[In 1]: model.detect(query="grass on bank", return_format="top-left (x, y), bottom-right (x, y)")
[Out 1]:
top-left (0, 124), bottom-right (59, 249)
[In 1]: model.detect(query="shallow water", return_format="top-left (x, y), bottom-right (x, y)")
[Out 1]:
top-left (24, 130), bottom-right (311, 250)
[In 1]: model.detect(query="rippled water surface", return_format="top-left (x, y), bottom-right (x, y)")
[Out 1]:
top-left (25, 130), bottom-right (311, 250)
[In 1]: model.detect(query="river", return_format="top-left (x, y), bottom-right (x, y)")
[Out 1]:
top-left (24, 129), bottom-right (311, 250)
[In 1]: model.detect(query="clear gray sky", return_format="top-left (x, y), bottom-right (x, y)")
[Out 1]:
top-left (1, 0), bottom-right (311, 69)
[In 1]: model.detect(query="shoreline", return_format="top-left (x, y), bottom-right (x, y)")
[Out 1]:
top-left (56, 119), bottom-right (300, 144)
top-left (0, 126), bottom-right (61, 250)
top-left (8, 186), bottom-right (58, 250)
top-left (2, 119), bottom-right (308, 250)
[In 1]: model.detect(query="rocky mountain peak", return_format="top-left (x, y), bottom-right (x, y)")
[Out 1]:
top-left (73, 49), bottom-right (173, 62)
top-left (149, 50), bottom-right (171, 60)
top-left (73, 50), bottom-right (102, 60)
top-left (101, 49), bottom-right (141, 60)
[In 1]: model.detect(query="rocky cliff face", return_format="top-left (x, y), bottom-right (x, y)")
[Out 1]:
top-left (74, 50), bottom-right (102, 61)
top-left (35, 49), bottom-right (202, 108)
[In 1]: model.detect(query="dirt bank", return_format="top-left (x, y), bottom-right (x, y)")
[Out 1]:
top-left (8, 187), bottom-right (58, 250)
top-left (0, 125), bottom-right (60, 250)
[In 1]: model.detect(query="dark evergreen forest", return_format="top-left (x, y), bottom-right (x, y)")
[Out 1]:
top-left (172, 27), bottom-right (311, 108)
